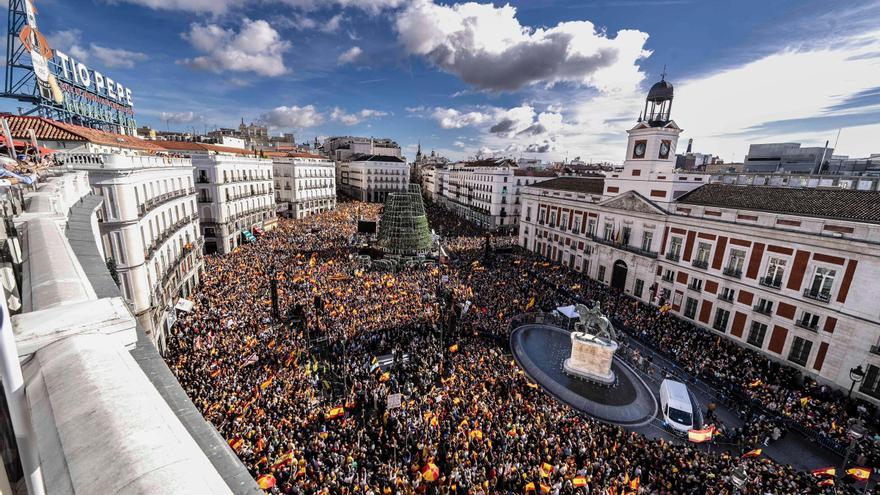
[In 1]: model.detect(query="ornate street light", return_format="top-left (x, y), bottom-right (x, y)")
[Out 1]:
top-left (849, 365), bottom-right (865, 398)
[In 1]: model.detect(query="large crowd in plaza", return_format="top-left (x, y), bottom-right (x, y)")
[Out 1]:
top-left (165, 200), bottom-right (878, 494)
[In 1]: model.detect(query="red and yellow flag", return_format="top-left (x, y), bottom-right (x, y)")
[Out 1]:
top-left (811, 467), bottom-right (836, 478)
top-left (379, 372), bottom-right (391, 383)
top-left (847, 467), bottom-right (872, 482)
top-left (325, 406), bottom-right (345, 420)
top-left (687, 426), bottom-right (715, 443)
top-left (572, 476), bottom-right (587, 487)
top-left (539, 483), bottom-right (551, 494)
top-left (271, 451), bottom-right (295, 471)
top-left (818, 479), bottom-right (834, 487)
top-left (448, 344), bottom-right (459, 353)
top-left (524, 482), bottom-right (535, 492)
top-left (629, 476), bottom-right (640, 490)
top-left (742, 448), bottom-right (762, 458)
top-left (228, 437), bottom-right (244, 452)
top-left (260, 376), bottom-right (274, 390)
top-left (469, 429), bottom-right (483, 441)
top-left (257, 474), bottom-right (276, 489)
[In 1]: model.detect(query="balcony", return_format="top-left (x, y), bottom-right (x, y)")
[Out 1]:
top-left (661, 274), bottom-right (674, 283)
top-left (712, 322), bottom-right (727, 332)
top-left (753, 304), bottom-right (773, 316)
top-left (794, 320), bottom-right (819, 332)
top-left (803, 288), bottom-right (831, 303)
top-left (688, 284), bottom-right (702, 293)
top-left (723, 266), bottom-right (743, 279)
top-left (666, 252), bottom-right (681, 262)
top-left (197, 177), bottom-right (210, 184)
top-left (759, 276), bottom-right (782, 289)
top-left (718, 293), bottom-right (734, 302)
top-left (589, 234), bottom-right (658, 259)
top-left (137, 187), bottom-right (196, 218)
top-left (692, 259), bottom-right (709, 269)
top-left (198, 196), bottom-right (213, 204)
top-left (870, 345), bottom-right (880, 357)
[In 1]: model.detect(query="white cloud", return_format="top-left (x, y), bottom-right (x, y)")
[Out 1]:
top-left (337, 46), bottom-right (363, 65)
top-left (89, 44), bottom-right (149, 69)
top-left (395, 1), bottom-right (650, 92)
top-left (180, 19), bottom-right (291, 77)
top-left (159, 111), bottom-right (201, 124)
top-left (331, 107), bottom-right (388, 125)
top-left (278, 0), bottom-right (407, 13)
top-left (430, 107), bottom-right (493, 129)
top-left (282, 12), bottom-right (345, 33)
top-left (261, 105), bottom-right (324, 128)
top-left (48, 30), bottom-right (148, 69)
top-left (112, 0), bottom-right (239, 14)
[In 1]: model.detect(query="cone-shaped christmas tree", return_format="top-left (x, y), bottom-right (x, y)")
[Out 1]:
top-left (378, 184), bottom-right (432, 256)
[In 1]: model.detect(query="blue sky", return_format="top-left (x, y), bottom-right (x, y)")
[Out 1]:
top-left (8, 0), bottom-right (880, 163)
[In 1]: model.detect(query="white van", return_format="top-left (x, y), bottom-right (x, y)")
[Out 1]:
top-left (659, 379), bottom-right (694, 434)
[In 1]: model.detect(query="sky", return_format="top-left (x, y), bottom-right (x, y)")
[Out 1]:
top-left (6, 0), bottom-right (880, 163)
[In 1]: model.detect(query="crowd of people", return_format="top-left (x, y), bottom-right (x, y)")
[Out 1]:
top-left (164, 200), bottom-right (877, 494)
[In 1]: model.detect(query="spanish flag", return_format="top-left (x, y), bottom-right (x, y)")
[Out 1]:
top-left (541, 462), bottom-right (554, 475)
top-left (210, 368), bottom-right (221, 378)
top-left (260, 376), bottom-right (274, 390)
top-left (325, 406), bottom-right (345, 420)
top-left (847, 467), bottom-right (872, 482)
top-left (379, 371), bottom-right (391, 383)
top-left (748, 379), bottom-right (763, 388)
top-left (448, 344), bottom-right (459, 353)
top-left (742, 448), bottom-right (762, 458)
top-left (687, 426), bottom-right (715, 443)
top-left (539, 483), bottom-right (551, 494)
top-left (799, 396), bottom-right (810, 408)
top-left (572, 476), bottom-right (587, 487)
top-left (228, 437), bottom-right (244, 452)
top-left (818, 479), bottom-right (834, 487)
top-left (271, 451), bottom-right (295, 470)
top-left (629, 476), bottom-right (640, 490)
top-left (526, 382), bottom-right (539, 389)
top-left (524, 482), bottom-right (536, 492)
top-left (811, 467), bottom-right (836, 478)
top-left (257, 474), bottom-right (276, 489)
top-left (469, 429), bottom-right (483, 441)
top-left (526, 297), bottom-right (536, 310)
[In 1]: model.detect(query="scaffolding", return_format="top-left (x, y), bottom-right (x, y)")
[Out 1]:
top-left (378, 184), bottom-right (433, 256)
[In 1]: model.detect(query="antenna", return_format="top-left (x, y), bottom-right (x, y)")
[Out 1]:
top-left (660, 64), bottom-right (667, 81)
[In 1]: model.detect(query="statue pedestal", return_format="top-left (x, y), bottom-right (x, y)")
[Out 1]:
top-left (563, 333), bottom-right (618, 385)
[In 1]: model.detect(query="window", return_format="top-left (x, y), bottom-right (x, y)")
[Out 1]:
top-left (641, 231), bottom-right (653, 252)
top-left (713, 308), bottom-right (730, 332)
top-left (603, 223), bottom-right (614, 241)
top-left (667, 237), bottom-right (683, 260)
top-left (538, 210), bottom-right (546, 224)
top-left (561, 213), bottom-right (568, 229)
top-left (683, 298), bottom-right (698, 319)
top-left (763, 257), bottom-right (786, 288)
top-left (621, 226), bottom-right (631, 245)
top-left (725, 249), bottom-right (746, 278)
top-left (720, 287), bottom-right (735, 302)
top-left (582, 259), bottom-right (590, 274)
top-left (860, 365), bottom-right (880, 400)
top-left (634, 279), bottom-right (644, 298)
top-left (806, 267), bottom-right (836, 301)
top-left (662, 269), bottom-right (674, 282)
top-left (754, 298), bottom-right (773, 315)
top-left (598, 265), bottom-right (606, 282)
top-left (689, 278), bottom-right (703, 292)
top-left (788, 336), bottom-right (813, 367)
top-left (550, 211), bottom-right (557, 226)
top-left (747, 322), bottom-right (768, 347)
top-left (587, 219), bottom-right (597, 236)
top-left (797, 311), bottom-right (820, 331)
top-left (693, 242), bottom-right (711, 268)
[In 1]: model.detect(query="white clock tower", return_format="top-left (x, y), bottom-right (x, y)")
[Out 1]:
top-left (603, 74), bottom-right (707, 207)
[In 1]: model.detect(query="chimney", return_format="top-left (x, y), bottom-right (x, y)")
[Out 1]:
top-left (686, 138), bottom-right (693, 154)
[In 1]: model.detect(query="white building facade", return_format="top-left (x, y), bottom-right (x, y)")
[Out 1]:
top-left (274, 153), bottom-right (337, 219)
top-left (518, 78), bottom-right (880, 402)
top-left (61, 152), bottom-right (203, 351)
top-left (338, 154), bottom-right (409, 203)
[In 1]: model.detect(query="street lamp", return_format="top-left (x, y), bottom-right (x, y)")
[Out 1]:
top-left (839, 419), bottom-right (867, 491)
top-left (849, 365), bottom-right (865, 398)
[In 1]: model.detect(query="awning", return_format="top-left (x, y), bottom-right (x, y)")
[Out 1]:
top-left (0, 136), bottom-right (56, 155)
top-left (556, 305), bottom-right (579, 319)
top-left (174, 298), bottom-right (194, 313)
top-left (242, 230), bottom-right (257, 243)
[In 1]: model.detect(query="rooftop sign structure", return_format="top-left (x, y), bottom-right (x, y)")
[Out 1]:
top-left (3, 0), bottom-right (137, 134)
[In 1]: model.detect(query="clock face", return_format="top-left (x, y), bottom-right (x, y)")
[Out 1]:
top-left (659, 142), bottom-right (670, 158)
top-left (633, 142), bottom-right (646, 158)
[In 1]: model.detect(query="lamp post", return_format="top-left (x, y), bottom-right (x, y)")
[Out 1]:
top-left (838, 419), bottom-right (867, 493)
top-left (849, 365), bottom-right (865, 399)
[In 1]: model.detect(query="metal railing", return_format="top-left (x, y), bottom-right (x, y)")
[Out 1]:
top-left (137, 187), bottom-right (195, 217)
top-left (589, 234), bottom-right (658, 259)
top-left (666, 252), bottom-right (681, 262)
top-left (794, 320), bottom-right (819, 332)
top-left (753, 304), bottom-right (773, 316)
top-left (723, 266), bottom-right (743, 278)
top-left (759, 276), bottom-right (783, 289)
top-left (692, 258), bottom-right (709, 269)
top-left (803, 288), bottom-right (831, 303)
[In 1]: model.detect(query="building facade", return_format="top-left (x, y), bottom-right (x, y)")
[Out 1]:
top-left (323, 136), bottom-right (401, 162)
top-left (338, 154), bottom-right (409, 203)
top-left (61, 152), bottom-right (203, 351)
top-left (518, 78), bottom-right (880, 402)
top-left (274, 153), bottom-right (337, 219)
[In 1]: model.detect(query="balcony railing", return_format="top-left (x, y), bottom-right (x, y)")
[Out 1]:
top-left (666, 252), bottom-right (681, 262)
top-left (870, 345), bottom-right (880, 357)
top-left (589, 234), bottom-right (658, 259)
top-left (794, 320), bottom-right (819, 332)
top-left (137, 187), bottom-right (195, 217)
top-left (712, 322), bottom-right (727, 332)
top-left (688, 284), bottom-right (702, 293)
top-left (661, 275), bottom-right (674, 283)
top-left (723, 266), bottom-right (743, 278)
top-left (759, 276), bottom-right (782, 289)
top-left (803, 288), bottom-right (831, 303)
top-left (692, 259), bottom-right (709, 269)
top-left (753, 304), bottom-right (773, 316)
top-left (144, 213), bottom-right (199, 260)
top-left (718, 293), bottom-right (734, 302)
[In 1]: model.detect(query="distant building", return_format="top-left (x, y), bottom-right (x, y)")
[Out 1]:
top-left (153, 141), bottom-right (276, 255)
top-left (273, 153), bottom-right (337, 219)
top-left (744, 142), bottom-right (833, 173)
top-left (674, 139), bottom-right (723, 171)
top-left (338, 154), bottom-right (409, 202)
top-left (324, 136), bottom-right (402, 162)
